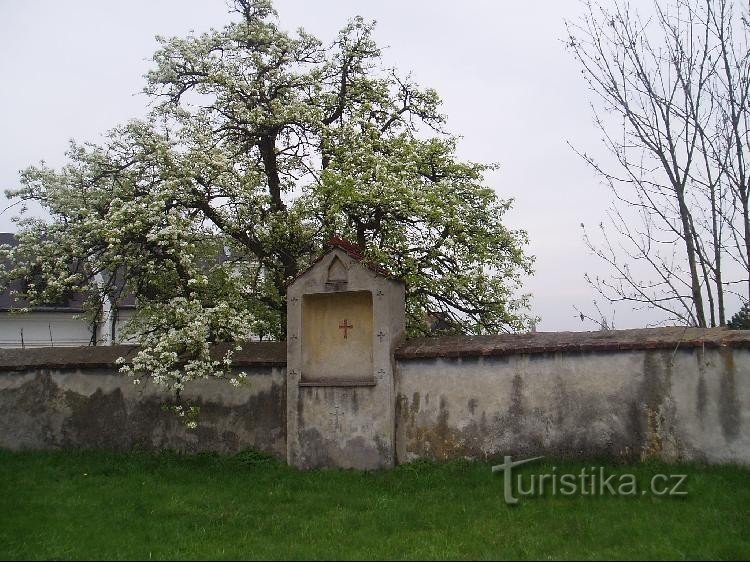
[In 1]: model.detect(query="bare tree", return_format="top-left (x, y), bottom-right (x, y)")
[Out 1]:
top-left (708, 0), bottom-right (750, 305)
top-left (567, 0), bottom-right (750, 327)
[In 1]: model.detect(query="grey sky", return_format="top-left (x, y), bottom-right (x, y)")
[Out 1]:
top-left (0, 0), bottom-right (663, 331)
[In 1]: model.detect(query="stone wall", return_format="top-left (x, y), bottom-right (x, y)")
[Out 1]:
top-left (0, 343), bottom-right (287, 456)
top-left (1, 328), bottom-right (749, 467)
top-left (395, 328), bottom-right (750, 465)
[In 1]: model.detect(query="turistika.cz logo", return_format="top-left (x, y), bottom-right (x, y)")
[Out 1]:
top-left (492, 456), bottom-right (688, 505)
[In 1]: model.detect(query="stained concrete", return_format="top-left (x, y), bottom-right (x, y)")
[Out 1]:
top-left (395, 347), bottom-right (750, 465)
top-left (1, 322), bottom-right (749, 467)
top-left (0, 366), bottom-right (287, 456)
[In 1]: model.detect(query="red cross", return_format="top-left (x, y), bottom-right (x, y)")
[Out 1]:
top-left (338, 319), bottom-right (353, 339)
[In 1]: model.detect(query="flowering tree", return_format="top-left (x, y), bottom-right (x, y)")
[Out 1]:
top-left (2, 0), bottom-right (534, 395)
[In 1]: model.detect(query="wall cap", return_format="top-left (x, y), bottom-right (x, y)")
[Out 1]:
top-left (3, 327), bottom-right (749, 370)
top-left (0, 341), bottom-right (287, 371)
top-left (395, 327), bottom-right (750, 360)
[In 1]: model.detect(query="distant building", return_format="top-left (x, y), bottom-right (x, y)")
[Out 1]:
top-left (0, 233), bottom-right (135, 348)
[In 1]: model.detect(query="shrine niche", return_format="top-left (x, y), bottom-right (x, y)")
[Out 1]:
top-left (326, 255), bottom-right (348, 289)
top-left (301, 291), bottom-right (373, 383)
top-left (286, 238), bottom-right (405, 470)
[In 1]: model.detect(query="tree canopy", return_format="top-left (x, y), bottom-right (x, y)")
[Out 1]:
top-left (2, 0), bottom-right (534, 392)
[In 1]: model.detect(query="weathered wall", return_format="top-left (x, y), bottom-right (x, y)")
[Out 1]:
top-left (0, 343), bottom-right (287, 457)
top-left (395, 329), bottom-right (750, 465)
top-left (1, 328), bottom-right (749, 467)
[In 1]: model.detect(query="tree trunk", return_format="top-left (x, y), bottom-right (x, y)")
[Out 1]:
top-left (678, 190), bottom-right (707, 326)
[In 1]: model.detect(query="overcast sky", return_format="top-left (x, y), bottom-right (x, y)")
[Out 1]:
top-left (0, 0), bottom-right (664, 331)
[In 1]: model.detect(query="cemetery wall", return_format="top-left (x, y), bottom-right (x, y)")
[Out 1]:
top-left (0, 343), bottom-right (287, 457)
top-left (1, 328), bottom-right (749, 466)
top-left (395, 328), bottom-right (750, 465)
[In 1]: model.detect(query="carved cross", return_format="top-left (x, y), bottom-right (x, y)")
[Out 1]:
top-left (376, 330), bottom-right (386, 342)
top-left (338, 319), bottom-right (353, 339)
top-left (329, 403), bottom-right (343, 432)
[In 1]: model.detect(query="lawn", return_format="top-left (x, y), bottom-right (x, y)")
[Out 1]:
top-left (1, 449), bottom-right (748, 560)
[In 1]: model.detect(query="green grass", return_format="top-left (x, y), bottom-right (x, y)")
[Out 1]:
top-left (1, 450), bottom-right (749, 560)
